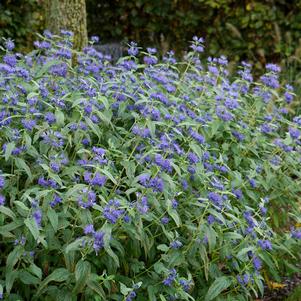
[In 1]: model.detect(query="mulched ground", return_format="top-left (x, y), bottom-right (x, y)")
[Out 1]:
top-left (261, 274), bottom-right (301, 300)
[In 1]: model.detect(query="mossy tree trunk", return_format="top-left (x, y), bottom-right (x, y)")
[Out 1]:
top-left (44, 0), bottom-right (88, 51)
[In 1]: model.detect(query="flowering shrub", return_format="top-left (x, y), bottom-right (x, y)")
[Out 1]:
top-left (0, 31), bottom-right (301, 301)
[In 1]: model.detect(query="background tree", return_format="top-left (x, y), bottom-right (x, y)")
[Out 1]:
top-left (44, 0), bottom-right (88, 51)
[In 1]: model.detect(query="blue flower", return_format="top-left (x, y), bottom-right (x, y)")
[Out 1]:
top-left (78, 189), bottom-right (96, 209)
top-left (266, 63), bottom-right (281, 73)
top-left (128, 41), bottom-right (139, 56)
top-left (84, 224), bottom-right (95, 235)
top-left (44, 112), bottom-right (56, 124)
top-left (92, 146), bottom-right (106, 156)
top-left (22, 119), bottom-right (37, 130)
top-left (249, 178), bottom-right (257, 188)
top-left (103, 200), bottom-right (125, 224)
top-left (253, 256), bottom-right (262, 270)
top-left (50, 162), bottom-right (60, 173)
top-left (137, 196), bottom-right (149, 214)
top-left (257, 239), bottom-right (272, 250)
top-left (179, 279), bottom-right (191, 292)
top-left (138, 174), bottom-right (151, 187)
top-left (163, 269), bottom-right (177, 287)
top-left (232, 188), bottom-right (243, 200)
top-left (189, 128), bottom-right (205, 144)
top-left (149, 176), bottom-right (164, 193)
top-left (289, 127), bottom-right (300, 140)
top-left (216, 106), bottom-right (233, 121)
top-left (50, 194), bottom-right (62, 208)
top-left (0, 176), bottom-right (5, 189)
top-left (161, 217), bottom-right (170, 225)
top-left (208, 192), bottom-right (223, 206)
top-left (91, 173), bottom-right (107, 187)
top-left (33, 209), bottom-right (42, 227)
top-left (5, 39), bottom-right (15, 51)
top-left (93, 231), bottom-right (105, 254)
top-left (207, 214), bottom-right (215, 225)
top-left (170, 240), bottom-right (182, 249)
top-left (0, 195), bottom-right (5, 206)
top-left (291, 228), bottom-right (301, 239)
top-left (126, 291), bottom-right (137, 301)
top-left (90, 36), bottom-right (99, 43)
top-left (187, 152), bottom-right (199, 164)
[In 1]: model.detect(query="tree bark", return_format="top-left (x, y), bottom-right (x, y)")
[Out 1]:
top-left (44, 0), bottom-right (88, 51)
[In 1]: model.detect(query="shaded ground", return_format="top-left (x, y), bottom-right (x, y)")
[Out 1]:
top-left (261, 274), bottom-right (301, 300)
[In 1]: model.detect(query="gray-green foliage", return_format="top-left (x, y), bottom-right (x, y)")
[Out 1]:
top-left (0, 32), bottom-right (300, 300)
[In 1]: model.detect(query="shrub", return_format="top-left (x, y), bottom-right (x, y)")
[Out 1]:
top-left (0, 32), bottom-right (300, 301)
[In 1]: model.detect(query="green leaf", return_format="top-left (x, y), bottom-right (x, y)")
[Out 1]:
top-left (157, 244), bottom-right (169, 252)
top-left (64, 250), bottom-right (75, 272)
top-left (146, 119), bottom-right (156, 138)
top-left (72, 97), bottom-right (86, 108)
top-left (47, 208), bottom-right (58, 232)
top-left (100, 169), bottom-right (117, 185)
top-left (210, 120), bottom-right (220, 136)
top-left (237, 246), bottom-right (255, 259)
top-left (35, 268), bottom-right (70, 297)
top-left (167, 208), bottom-right (181, 227)
top-left (223, 232), bottom-right (243, 241)
top-left (96, 109), bottom-right (113, 125)
top-left (25, 217), bottom-right (40, 240)
top-left (147, 285), bottom-right (158, 301)
top-left (205, 276), bottom-right (233, 301)
top-left (120, 282), bottom-right (132, 295)
top-left (121, 160), bottom-right (136, 179)
top-left (28, 263), bottom-right (42, 280)
top-left (74, 260), bottom-right (91, 293)
top-left (160, 294), bottom-right (168, 301)
top-left (0, 206), bottom-right (16, 219)
top-left (6, 246), bottom-right (23, 272)
top-left (55, 109), bottom-right (65, 126)
top-left (19, 270), bottom-right (40, 285)
top-left (4, 142), bottom-right (15, 161)
top-left (15, 157), bottom-right (33, 180)
top-left (65, 238), bottom-right (84, 254)
top-left (205, 226), bottom-right (217, 253)
top-left (168, 251), bottom-right (185, 267)
top-left (5, 270), bottom-right (18, 294)
top-left (199, 245), bottom-right (209, 281)
top-left (14, 200), bottom-right (30, 216)
top-left (86, 279), bottom-right (106, 299)
top-left (154, 262), bottom-right (166, 274)
top-left (0, 219), bottom-right (23, 236)
top-left (85, 117), bottom-right (101, 139)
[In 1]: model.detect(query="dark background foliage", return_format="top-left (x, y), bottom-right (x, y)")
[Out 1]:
top-left (1, 0), bottom-right (301, 67)
top-left (0, 0), bottom-right (43, 51)
top-left (86, 1), bottom-right (301, 67)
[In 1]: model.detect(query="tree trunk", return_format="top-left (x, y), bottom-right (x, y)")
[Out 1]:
top-left (44, 0), bottom-right (88, 51)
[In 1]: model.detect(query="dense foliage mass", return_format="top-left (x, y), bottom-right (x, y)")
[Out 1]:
top-left (0, 31), bottom-right (301, 301)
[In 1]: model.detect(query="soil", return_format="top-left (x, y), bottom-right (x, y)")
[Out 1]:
top-left (260, 274), bottom-right (301, 300)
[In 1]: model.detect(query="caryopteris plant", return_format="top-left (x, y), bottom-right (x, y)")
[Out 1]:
top-left (0, 31), bottom-right (300, 300)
